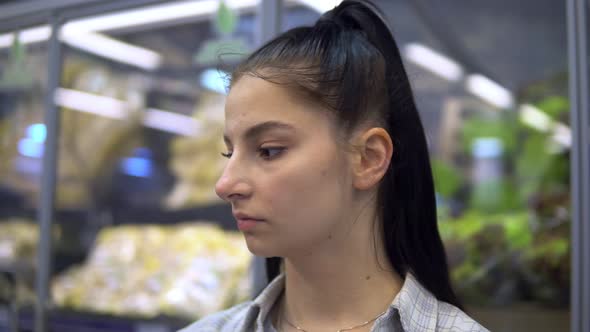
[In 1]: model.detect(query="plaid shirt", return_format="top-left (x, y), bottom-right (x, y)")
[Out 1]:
top-left (179, 273), bottom-right (489, 332)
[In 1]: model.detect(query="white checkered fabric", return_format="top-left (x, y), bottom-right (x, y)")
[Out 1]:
top-left (178, 273), bottom-right (489, 332)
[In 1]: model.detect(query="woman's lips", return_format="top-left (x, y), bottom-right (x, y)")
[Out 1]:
top-left (233, 213), bottom-right (264, 231)
top-left (236, 218), bottom-right (263, 231)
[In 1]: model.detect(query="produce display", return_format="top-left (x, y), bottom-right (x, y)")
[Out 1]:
top-left (52, 222), bottom-right (252, 319)
top-left (0, 90), bottom-right (46, 205)
top-left (433, 79), bottom-right (570, 308)
top-left (165, 91), bottom-right (227, 208)
top-left (0, 219), bottom-right (38, 304)
top-left (0, 57), bottom-right (145, 208)
top-left (0, 218), bottom-right (37, 264)
top-left (57, 60), bottom-right (145, 208)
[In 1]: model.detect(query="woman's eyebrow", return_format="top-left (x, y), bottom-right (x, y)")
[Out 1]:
top-left (224, 121), bottom-right (296, 144)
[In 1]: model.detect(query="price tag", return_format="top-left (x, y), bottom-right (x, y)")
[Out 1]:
top-left (135, 322), bottom-right (170, 332)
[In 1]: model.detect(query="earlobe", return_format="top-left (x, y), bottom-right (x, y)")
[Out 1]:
top-left (352, 127), bottom-right (393, 191)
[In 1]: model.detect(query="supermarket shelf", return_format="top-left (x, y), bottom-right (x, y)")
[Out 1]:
top-left (0, 260), bottom-right (34, 276)
top-left (0, 306), bottom-right (192, 332)
top-left (110, 203), bottom-right (235, 229)
top-left (0, 203), bottom-right (235, 229)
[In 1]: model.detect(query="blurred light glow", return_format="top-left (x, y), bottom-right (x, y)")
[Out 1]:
top-left (26, 123), bottom-right (46, 142)
top-left (200, 69), bottom-right (229, 95)
top-left (519, 104), bottom-right (553, 132)
top-left (144, 108), bottom-right (203, 137)
top-left (65, 0), bottom-right (259, 33)
top-left (466, 74), bottom-right (514, 109)
top-left (297, 0), bottom-right (342, 13)
top-left (0, 0), bottom-right (262, 49)
top-left (54, 88), bottom-right (128, 119)
top-left (403, 43), bottom-right (464, 82)
top-left (60, 30), bottom-right (161, 70)
top-left (471, 137), bottom-right (503, 159)
top-left (54, 88), bottom-right (201, 137)
top-left (18, 138), bottom-right (44, 158)
top-left (0, 27), bottom-right (160, 70)
top-left (552, 123), bottom-right (572, 148)
top-left (518, 104), bottom-right (571, 148)
top-left (121, 157), bottom-right (152, 177)
top-left (0, 26), bottom-right (50, 48)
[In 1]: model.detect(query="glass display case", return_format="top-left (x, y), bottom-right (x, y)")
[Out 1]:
top-left (0, 1), bottom-right (264, 331)
top-left (50, 0), bottom-right (261, 327)
top-left (372, 0), bottom-right (571, 331)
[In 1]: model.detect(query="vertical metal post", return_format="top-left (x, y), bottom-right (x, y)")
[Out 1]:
top-left (567, 0), bottom-right (590, 331)
top-left (256, 0), bottom-right (283, 46)
top-left (35, 12), bottom-right (63, 332)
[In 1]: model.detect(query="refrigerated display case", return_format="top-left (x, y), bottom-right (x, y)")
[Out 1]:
top-left (0, 1), bottom-right (265, 331)
top-left (377, 1), bottom-right (575, 330)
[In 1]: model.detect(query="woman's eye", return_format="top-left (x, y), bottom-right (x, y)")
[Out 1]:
top-left (259, 147), bottom-right (285, 160)
top-left (221, 151), bottom-right (233, 158)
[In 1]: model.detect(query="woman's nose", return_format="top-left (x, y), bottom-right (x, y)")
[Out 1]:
top-left (215, 159), bottom-right (252, 202)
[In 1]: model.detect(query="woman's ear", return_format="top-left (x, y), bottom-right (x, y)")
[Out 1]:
top-left (351, 127), bottom-right (393, 190)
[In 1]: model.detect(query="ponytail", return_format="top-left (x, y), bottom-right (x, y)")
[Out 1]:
top-left (328, 1), bottom-right (464, 310)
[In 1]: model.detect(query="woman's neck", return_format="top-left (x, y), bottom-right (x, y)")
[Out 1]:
top-left (275, 210), bottom-right (404, 331)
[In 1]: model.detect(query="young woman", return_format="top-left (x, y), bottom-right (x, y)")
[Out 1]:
top-left (180, 1), bottom-right (488, 331)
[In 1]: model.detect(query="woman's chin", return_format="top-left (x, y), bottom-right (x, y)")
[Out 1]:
top-left (243, 235), bottom-right (282, 257)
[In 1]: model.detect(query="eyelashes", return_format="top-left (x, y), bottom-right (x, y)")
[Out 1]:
top-left (220, 147), bottom-right (286, 160)
top-left (258, 147), bottom-right (285, 159)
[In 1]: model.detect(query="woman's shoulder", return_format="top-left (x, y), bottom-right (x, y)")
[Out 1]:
top-left (397, 273), bottom-right (489, 332)
top-left (177, 302), bottom-right (253, 332)
top-left (435, 301), bottom-right (489, 332)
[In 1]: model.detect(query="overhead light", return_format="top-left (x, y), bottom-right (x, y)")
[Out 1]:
top-left (64, 0), bottom-right (259, 33)
top-left (54, 88), bottom-right (202, 137)
top-left (465, 74), bottom-right (514, 109)
top-left (144, 108), bottom-right (202, 137)
top-left (297, 0), bottom-right (342, 13)
top-left (0, 0), bottom-right (261, 48)
top-left (403, 43), bottom-right (464, 82)
top-left (519, 104), bottom-right (552, 132)
top-left (0, 25), bottom-right (50, 48)
top-left (0, 27), bottom-right (161, 70)
top-left (60, 29), bottom-right (162, 70)
top-left (54, 88), bottom-right (128, 119)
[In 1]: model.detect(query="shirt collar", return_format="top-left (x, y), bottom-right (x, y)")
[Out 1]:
top-left (249, 273), bottom-right (286, 329)
top-left (391, 272), bottom-right (438, 331)
top-left (245, 272), bottom-right (438, 331)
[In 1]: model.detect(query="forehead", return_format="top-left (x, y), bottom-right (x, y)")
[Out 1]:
top-left (224, 75), bottom-right (335, 138)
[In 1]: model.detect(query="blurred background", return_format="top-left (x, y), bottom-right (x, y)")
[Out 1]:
top-left (0, 0), bottom-right (587, 331)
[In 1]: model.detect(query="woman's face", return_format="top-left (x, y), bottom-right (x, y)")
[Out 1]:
top-left (215, 75), bottom-right (355, 258)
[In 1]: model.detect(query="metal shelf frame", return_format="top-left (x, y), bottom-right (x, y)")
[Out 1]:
top-left (567, 0), bottom-right (590, 331)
